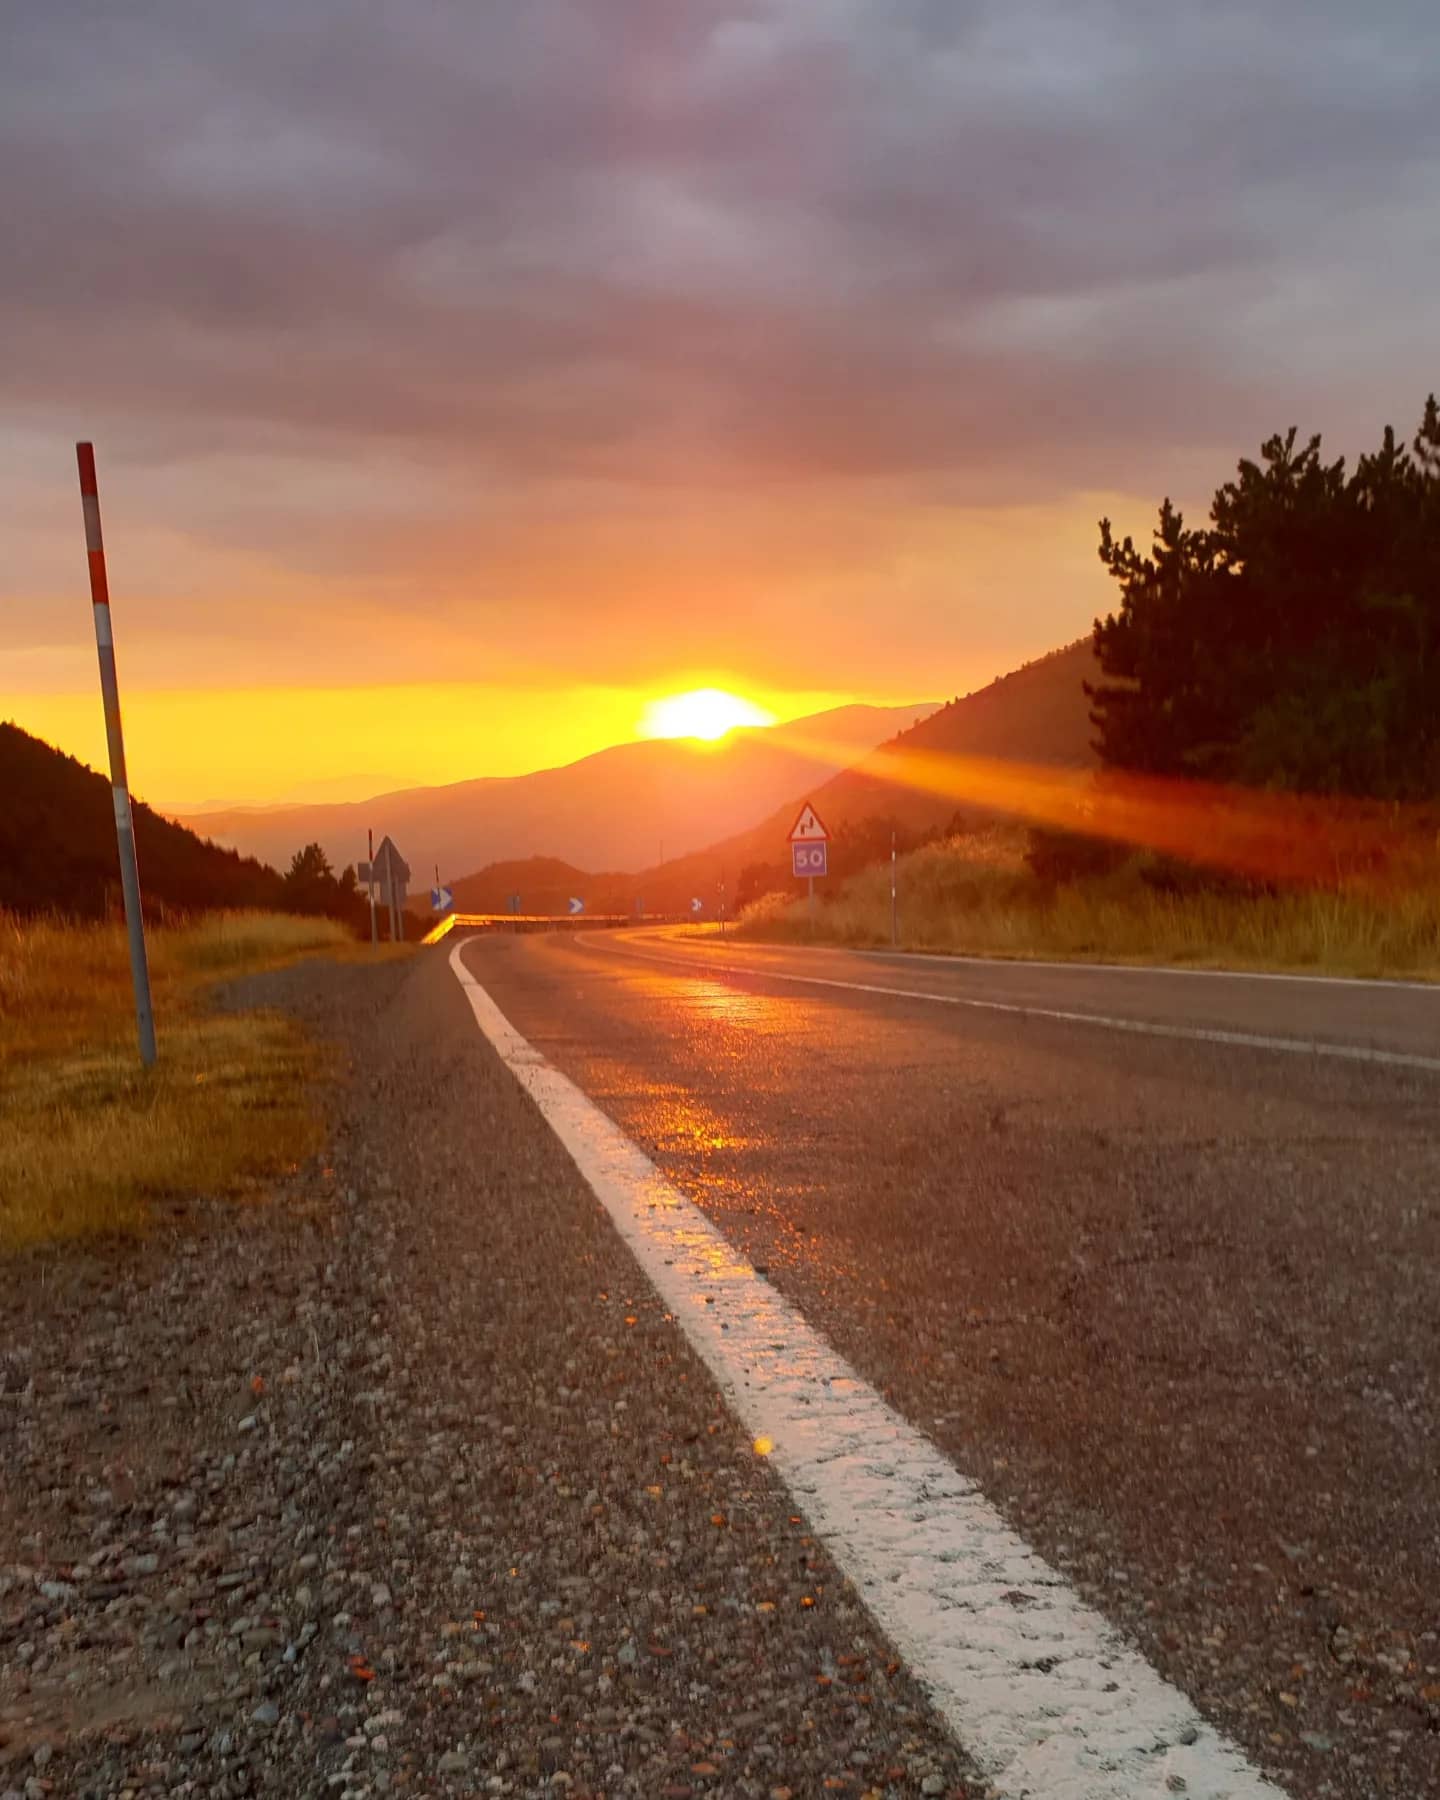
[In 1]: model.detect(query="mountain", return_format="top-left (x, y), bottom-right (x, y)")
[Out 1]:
top-left (447, 857), bottom-right (614, 918)
top-left (438, 641), bottom-right (1101, 914)
top-left (0, 722), bottom-right (288, 920)
top-left (176, 702), bottom-right (936, 881)
top-left (611, 640), bottom-right (1102, 906)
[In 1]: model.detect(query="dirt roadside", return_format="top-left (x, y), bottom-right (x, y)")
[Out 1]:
top-left (0, 949), bottom-right (980, 1799)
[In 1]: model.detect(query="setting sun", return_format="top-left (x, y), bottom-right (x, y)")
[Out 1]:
top-left (638, 688), bottom-right (776, 742)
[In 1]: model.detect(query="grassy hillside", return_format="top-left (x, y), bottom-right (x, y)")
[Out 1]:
top-left (1, 722), bottom-right (287, 920)
top-left (738, 824), bottom-right (1440, 979)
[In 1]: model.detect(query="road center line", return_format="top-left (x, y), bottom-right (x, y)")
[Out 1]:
top-left (450, 940), bottom-right (1288, 1800)
top-left (581, 935), bottom-right (1440, 1073)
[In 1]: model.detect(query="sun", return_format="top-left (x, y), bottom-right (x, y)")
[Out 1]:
top-left (638, 688), bottom-right (776, 742)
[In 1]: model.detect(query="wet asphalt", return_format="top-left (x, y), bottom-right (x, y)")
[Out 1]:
top-left (459, 927), bottom-right (1440, 1800)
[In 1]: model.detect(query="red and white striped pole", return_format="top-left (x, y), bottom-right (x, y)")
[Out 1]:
top-left (77, 442), bottom-right (157, 1066)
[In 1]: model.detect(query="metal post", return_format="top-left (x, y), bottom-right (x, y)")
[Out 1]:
top-left (76, 443), bottom-right (156, 1068)
top-left (808, 874), bottom-right (815, 926)
top-left (891, 830), bottom-right (898, 948)
top-left (368, 827), bottom-right (377, 947)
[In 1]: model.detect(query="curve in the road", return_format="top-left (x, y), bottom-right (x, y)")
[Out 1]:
top-left (578, 933), bottom-right (1440, 1073)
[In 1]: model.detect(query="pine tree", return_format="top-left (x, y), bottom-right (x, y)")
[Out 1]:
top-left (1089, 395), bottom-right (1440, 798)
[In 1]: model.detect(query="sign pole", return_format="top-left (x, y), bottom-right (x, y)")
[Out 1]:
top-left (367, 827), bottom-right (377, 947)
top-left (76, 443), bottom-right (156, 1068)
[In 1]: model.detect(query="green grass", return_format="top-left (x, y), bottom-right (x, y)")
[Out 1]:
top-left (0, 911), bottom-right (395, 1250)
top-left (736, 828), bottom-right (1440, 979)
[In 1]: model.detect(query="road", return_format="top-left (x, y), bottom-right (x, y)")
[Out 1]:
top-left (458, 926), bottom-right (1440, 1800)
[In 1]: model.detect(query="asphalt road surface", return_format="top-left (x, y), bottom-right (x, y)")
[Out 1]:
top-left (459, 926), bottom-right (1440, 1800)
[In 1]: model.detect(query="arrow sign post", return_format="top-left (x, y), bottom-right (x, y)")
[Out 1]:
top-left (788, 801), bottom-right (831, 923)
top-left (371, 836), bottom-right (410, 941)
top-left (568, 897), bottom-right (585, 915)
top-left (430, 884), bottom-right (453, 913)
top-left (690, 897), bottom-right (704, 915)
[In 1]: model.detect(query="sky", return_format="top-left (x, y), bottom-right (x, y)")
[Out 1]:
top-left (4, 1), bottom-right (1438, 805)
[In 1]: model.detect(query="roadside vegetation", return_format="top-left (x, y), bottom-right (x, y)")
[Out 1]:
top-left (745, 394), bottom-right (1440, 978)
top-left (737, 825), bottom-right (1440, 978)
top-left (0, 911), bottom-right (397, 1250)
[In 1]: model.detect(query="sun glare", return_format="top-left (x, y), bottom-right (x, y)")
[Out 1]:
top-left (639, 688), bottom-right (776, 742)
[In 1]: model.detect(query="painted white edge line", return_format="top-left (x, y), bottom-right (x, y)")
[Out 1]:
top-left (865, 946), bottom-right (1440, 992)
top-left (449, 940), bottom-right (1289, 1800)
top-left (580, 935), bottom-right (1440, 1074)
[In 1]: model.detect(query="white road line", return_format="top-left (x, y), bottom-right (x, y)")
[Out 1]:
top-left (877, 951), bottom-right (1440, 991)
top-left (626, 929), bottom-right (1440, 991)
top-left (449, 940), bottom-right (1289, 1800)
top-left (581, 935), bottom-right (1440, 1073)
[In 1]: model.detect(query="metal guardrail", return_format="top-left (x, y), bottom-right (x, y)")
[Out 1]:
top-left (420, 912), bottom-right (695, 947)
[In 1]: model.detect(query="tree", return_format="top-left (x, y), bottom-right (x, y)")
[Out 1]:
top-left (286, 843), bottom-right (333, 885)
top-left (282, 842), bottom-right (343, 916)
top-left (1089, 395), bottom-right (1440, 798)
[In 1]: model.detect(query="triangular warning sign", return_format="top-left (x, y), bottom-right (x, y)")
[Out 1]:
top-left (788, 802), bottom-right (830, 842)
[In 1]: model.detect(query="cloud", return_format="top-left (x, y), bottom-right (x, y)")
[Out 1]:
top-left (4, 0), bottom-right (1439, 694)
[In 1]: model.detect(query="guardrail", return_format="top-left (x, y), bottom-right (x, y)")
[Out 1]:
top-left (419, 912), bottom-right (696, 947)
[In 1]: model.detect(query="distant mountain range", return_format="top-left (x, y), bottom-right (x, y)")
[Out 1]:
top-left (445, 640), bottom-right (1101, 914)
top-left (176, 702), bottom-right (938, 881)
top-left (6, 640), bottom-right (1102, 925)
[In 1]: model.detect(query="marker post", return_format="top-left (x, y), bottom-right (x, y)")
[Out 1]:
top-left (76, 443), bottom-right (157, 1068)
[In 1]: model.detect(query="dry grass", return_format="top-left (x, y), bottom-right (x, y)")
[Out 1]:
top-left (737, 827), bottom-right (1440, 979)
top-left (0, 911), bottom-right (395, 1250)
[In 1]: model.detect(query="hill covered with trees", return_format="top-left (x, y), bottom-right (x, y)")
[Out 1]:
top-left (0, 723), bottom-right (363, 927)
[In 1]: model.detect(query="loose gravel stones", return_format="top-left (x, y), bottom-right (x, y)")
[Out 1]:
top-left (0, 952), bottom-right (983, 1797)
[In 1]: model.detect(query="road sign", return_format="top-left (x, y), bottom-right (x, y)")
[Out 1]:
top-left (370, 836), bottom-right (410, 941)
top-left (508, 893), bottom-right (521, 915)
top-left (568, 896), bottom-right (585, 915)
top-left (430, 884), bottom-right (453, 913)
top-left (792, 841), bottom-right (828, 879)
top-left (690, 897), bottom-right (703, 913)
top-left (373, 835), bottom-right (410, 898)
top-left (789, 802), bottom-right (830, 843)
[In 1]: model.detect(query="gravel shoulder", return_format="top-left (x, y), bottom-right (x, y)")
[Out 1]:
top-left (0, 949), bottom-right (979, 1800)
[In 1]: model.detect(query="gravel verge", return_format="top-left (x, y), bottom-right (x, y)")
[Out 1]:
top-left (0, 949), bottom-right (980, 1799)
